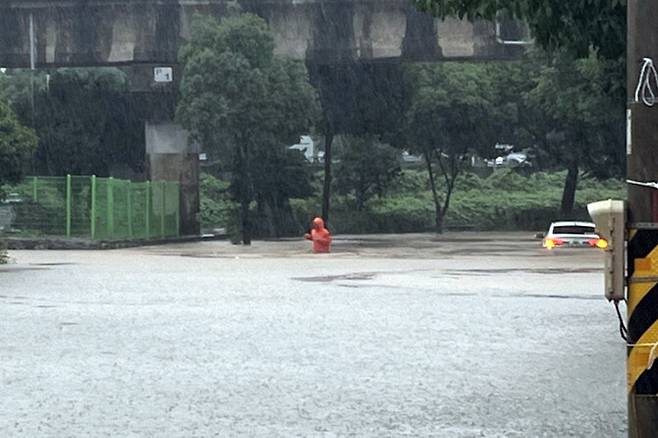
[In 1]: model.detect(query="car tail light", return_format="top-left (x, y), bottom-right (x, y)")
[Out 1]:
top-left (543, 238), bottom-right (564, 250)
top-left (588, 238), bottom-right (608, 249)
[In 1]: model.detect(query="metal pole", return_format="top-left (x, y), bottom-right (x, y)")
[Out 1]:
top-left (65, 174), bottom-right (71, 238)
top-left (90, 175), bottom-right (96, 240)
top-left (160, 181), bottom-right (166, 238)
top-left (127, 181), bottom-right (133, 238)
top-left (32, 176), bottom-right (38, 202)
top-left (175, 182), bottom-right (180, 237)
top-left (29, 13), bottom-right (36, 122)
top-left (145, 181), bottom-right (151, 239)
top-left (29, 13), bottom-right (36, 71)
top-left (627, 2), bottom-right (658, 436)
top-left (107, 177), bottom-right (114, 238)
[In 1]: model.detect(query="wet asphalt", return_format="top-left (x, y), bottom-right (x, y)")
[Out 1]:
top-left (0, 233), bottom-right (626, 437)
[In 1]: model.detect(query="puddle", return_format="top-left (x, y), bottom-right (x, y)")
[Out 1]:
top-left (294, 272), bottom-right (377, 283)
top-left (444, 267), bottom-right (601, 275)
top-left (497, 293), bottom-right (600, 301)
top-left (0, 266), bottom-right (48, 273)
top-left (178, 253), bottom-right (264, 259)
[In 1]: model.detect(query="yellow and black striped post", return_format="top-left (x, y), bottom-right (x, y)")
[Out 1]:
top-left (628, 2), bottom-right (658, 435)
top-left (627, 228), bottom-right (658, 437)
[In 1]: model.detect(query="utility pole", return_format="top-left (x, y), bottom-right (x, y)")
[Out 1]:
top-left (627, 1), bottom-right (658, 436)
top-left (29, 12), bottom-right (36, 123)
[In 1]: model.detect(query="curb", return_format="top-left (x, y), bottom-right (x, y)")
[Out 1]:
top-left (3, 233), bottom-right (227, 250)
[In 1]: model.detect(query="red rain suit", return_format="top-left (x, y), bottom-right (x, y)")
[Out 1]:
top-left (305, 217), bottom-right (332, 253)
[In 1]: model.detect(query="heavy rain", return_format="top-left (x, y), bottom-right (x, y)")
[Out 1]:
top-left (0, 1), bottom-right (639, 437)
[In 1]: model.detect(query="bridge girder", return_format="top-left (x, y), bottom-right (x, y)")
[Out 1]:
top-left (0, 0), bottom-right (525, 69)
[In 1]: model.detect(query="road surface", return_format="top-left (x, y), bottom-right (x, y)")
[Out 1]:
top-left (0, 233), bottom-right (626, 437)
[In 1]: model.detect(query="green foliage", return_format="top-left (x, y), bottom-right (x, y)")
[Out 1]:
top-left (0, 240), bottom-right (7, 264)
top-left (178, 14), bottom-right (318, 151)
top-left (8, 178), bottom-right (66, 236)
top-left (400, 62), bottom-right (509, 231)
top-left (308, 62), bottom-right (407, 137)
top-left (411, 0), bottom-right (626, 60)
top-left (524, 50), bottom-right (625, 177)
top-left (446, 170), bottom-right (624, 230)
top-left (251, 149), bottom-right (314, 202)
top-left (286, 169), bottom-right (625, 234)
top-left (403, 63), bottom-right (500, 157)
top-left (36, 69), bottom-right (144, 176)
top-left (178, 13), bottom-right (319, 243)
top-left (307, 62), bottom-right (407, 224)
top-left (1, 68), bottom-right (144, 177)
top-left (334, 136), bottom-right (401, 210)
top-left (201, 169), bottom-right (309, 241)
top-left (396, 51), bottom-right (625, 218)
top-left (199, 173), bottom-right (240, 240)
top-left (389, 169), bottom-right (429, 194)
top-left (0, 70), bottom-right (49, 123)
top-left (0, 98), bottom-right (38, 194)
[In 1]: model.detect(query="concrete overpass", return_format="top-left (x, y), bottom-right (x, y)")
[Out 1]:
top-left (0, 0), bottom-right (526, 236)
top-left (0, 0), bottom-right (525, 69)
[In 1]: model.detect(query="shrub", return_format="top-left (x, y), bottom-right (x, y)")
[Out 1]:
top-left (203, 170), bottom-right (625, 235)
top-left (199, 174), bottom-right (240, 241)
top-left (0, 240), bottom-right (7, 264)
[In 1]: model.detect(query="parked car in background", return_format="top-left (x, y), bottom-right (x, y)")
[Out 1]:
top-left (542, 221), bottom-right (608, 250)
top-left (494, 152), bottom-right (532, 168)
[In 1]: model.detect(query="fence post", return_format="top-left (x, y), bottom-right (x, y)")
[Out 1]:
top-left (175, 182), bottom-right (180, 237)
top-left (127, 181), bottom-right (133, 238)
top-left (160, 180), bottom-right (166, 238)
top-left (145, 181), bottom-right (151, 239)
top-left (32, 176), bottom-right (38, 203)
top-left (107, 176), bottom-right (114, 238)
top-left (65, 174), bottom-right (72, 238)
top-left (90, 175), bottom-right (96, 240)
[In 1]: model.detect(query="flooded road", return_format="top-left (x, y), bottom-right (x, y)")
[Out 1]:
top-left (1, 233), bottom-right (626, 437)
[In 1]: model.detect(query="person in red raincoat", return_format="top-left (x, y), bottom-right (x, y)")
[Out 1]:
top-left (304, 217), bottom-right (332, 253)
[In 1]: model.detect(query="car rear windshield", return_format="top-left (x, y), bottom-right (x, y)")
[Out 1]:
top-left (552, 225), bottom-right (595, 235)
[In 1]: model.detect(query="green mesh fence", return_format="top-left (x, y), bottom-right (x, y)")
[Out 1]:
top-left (1, 176), bottom-right (180, 240)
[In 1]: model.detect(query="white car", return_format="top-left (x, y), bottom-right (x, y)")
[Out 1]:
top-left (542, 221), bottom-right (608, 250)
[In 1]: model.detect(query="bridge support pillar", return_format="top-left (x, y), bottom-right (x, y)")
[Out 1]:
top-left (126, 64), bottom-right (200, 237)
top-left (145, 121), bottom-right (200, 237)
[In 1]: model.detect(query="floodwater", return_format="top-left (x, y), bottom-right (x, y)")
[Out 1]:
top-left (0, 233), bottom-right (626, 437)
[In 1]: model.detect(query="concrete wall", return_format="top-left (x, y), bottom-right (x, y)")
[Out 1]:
top-left (0, 0), bottom-right (524, 68)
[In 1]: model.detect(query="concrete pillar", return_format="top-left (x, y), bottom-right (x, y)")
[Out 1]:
top-left (145, 121), bottom-right (200, 236)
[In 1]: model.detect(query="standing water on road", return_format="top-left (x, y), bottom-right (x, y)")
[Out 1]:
top-left (1, 234), bottom-right (625, 437)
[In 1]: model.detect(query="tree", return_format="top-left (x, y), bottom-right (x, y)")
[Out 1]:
top-left (250, 148), bottom-right (315, 237)
top-left (402, 63), bottom-right (500, 233)
top-left (0, 93), bottom-right (37, 263)
top-left (0, 98), bottom-right (38, 191)
top-left (334, 136), bottom-right (401, 211)
top-left (308, 62), bottom-right (407, 225)
top-left (412, 1), bottom-right (626, 216)
top-left (1, 68), bottom-right (145, 177)
top-left (411, 0), bottom-right (626, 60)
top-left (0, 70), bottom-right (47, 125)
top-left (524, 50), bottom-right (625, 215)
top-left (177, 14), bottom-right (319, 244)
